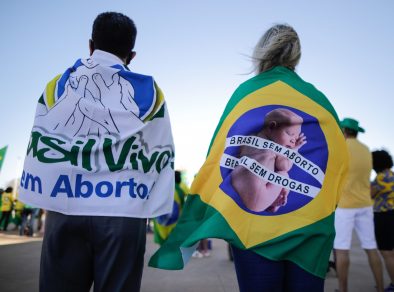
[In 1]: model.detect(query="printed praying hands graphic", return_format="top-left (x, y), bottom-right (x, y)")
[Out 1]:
top-left (78, 73), bottom-right (122, 134)
top-left (36, 75), bottom-right (89, 136)
top-left (36, 72), bottom-right (140, 137)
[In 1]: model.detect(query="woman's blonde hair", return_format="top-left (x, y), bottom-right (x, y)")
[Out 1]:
top-left (252, 24), bottom-right (301, 74)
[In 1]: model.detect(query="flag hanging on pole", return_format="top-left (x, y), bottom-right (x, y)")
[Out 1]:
top-left (0, 146), bottom-right (8, 172)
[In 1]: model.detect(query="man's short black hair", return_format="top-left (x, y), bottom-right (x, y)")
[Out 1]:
top-left (175, 171), bottom-right (182, 184)
top-left (372, 150), bottom-right (393, 173)
top-left (5, 187), bottom-right (13, 193)
top-left (92, 12), bottom-right (137, 59)
top-left (343, 127), bottom-right (358, 137)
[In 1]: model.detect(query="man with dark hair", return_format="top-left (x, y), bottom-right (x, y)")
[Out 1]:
top-left (91, 12), bottom-right (137, 63)
top-left (334, 118), bottom-right (384, 292)
top-left (19, 12), bottom-right (175, 292)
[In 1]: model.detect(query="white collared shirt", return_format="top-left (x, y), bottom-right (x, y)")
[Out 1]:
top-left (90, 49), bottom-right (125, 67)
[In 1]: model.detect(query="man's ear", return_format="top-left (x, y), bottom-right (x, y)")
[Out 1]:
top-left (89, 39), bottom-right (94, 56)
top-left (125, 51), bottom-right (136, 65)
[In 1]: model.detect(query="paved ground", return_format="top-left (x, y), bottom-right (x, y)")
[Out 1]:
top-left (0, 230), bottom-right (390, 292)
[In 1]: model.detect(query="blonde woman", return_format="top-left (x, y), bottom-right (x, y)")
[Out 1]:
top-left (228, 24), bottom-right (344, 292)
top-left (150, 23), bottom-right (347, 292)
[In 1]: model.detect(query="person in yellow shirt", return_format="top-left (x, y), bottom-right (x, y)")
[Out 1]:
top-left (334, 118), bottom-right (384, 292)
top-left (13, 192), bottom-right (25, 229)
top-left (0, 187), bottom-right (14, 231)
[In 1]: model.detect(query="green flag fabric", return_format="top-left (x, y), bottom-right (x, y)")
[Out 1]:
top-left (0, 146), bottom-right (8, 172)
top-left (149, 66), bottom-right (348, 278)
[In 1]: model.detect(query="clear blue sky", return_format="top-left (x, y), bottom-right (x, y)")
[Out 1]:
top-left (1, 0), bottom-right (394, 186)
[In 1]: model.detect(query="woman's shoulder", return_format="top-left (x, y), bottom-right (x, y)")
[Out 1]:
top-left (237, 67), bottom-right (325, 96)
top-left (378, 170), bottom-right (394, 181)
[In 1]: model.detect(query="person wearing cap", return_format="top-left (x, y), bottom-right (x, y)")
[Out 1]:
top-left (334, 118), bottom-right (384, 292)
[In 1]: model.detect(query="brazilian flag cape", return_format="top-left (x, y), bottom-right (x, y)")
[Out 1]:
top-left (153, 184), bottom-right (186, 245)
top-left (149, 66), bottom-right (348, 278)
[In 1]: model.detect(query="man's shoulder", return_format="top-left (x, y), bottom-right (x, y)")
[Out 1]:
top-left (347, 138), bottom-right (370, 151)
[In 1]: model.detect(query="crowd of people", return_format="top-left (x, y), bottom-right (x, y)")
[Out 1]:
top-left (0, 187), bottom-right (44, 236)
top-left (1, 11), bottom-right (392, 292)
